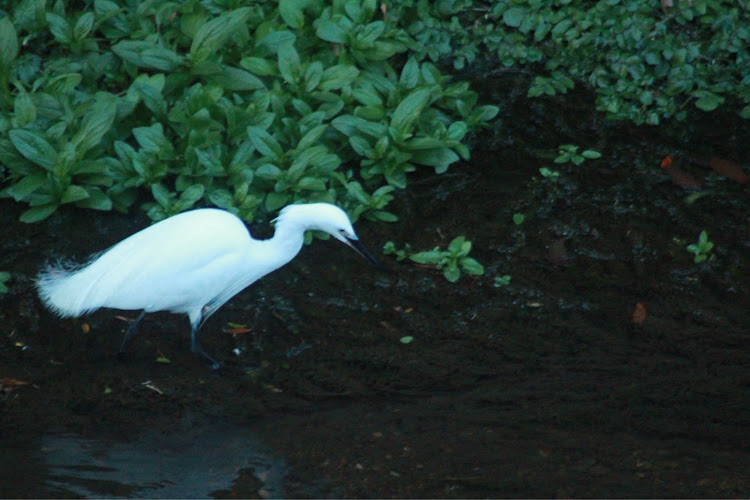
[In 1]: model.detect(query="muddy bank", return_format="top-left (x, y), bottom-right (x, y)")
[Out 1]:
top-left (1, 79), bottom-right (750, 497)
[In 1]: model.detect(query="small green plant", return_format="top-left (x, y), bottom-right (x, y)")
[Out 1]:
top-left (686, 231), bottom-right (714, 263)
top-left (554, 145), bottom-right (602, 166)
top-left (539, 167), bottom-right (560, 183)
top-left (383, 240), bottom-right (413, 261)
top-left (386, 236), bottom-right (484, 282)
top-left (493, 275), bottom-right (511, 288)
top-left (0, 272), bottom-right (10, 293)
top-left (512, 213), bottom-right (525, 225)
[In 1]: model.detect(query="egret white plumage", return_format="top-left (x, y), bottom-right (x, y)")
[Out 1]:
top-left (37, 203), bottom-right (376, 369)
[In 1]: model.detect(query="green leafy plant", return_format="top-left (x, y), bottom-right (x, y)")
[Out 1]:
top-left (686, 230), bottom-right (714, 263)
top-left (383, 240), bottom-right (413, 260)
top-left (390, 0), bottom-right (750, 124)
top-left (0, 271), bottom-right (9, 293)
top-left (554, 145), bottom-right (601, 166)
top-left (539, 167), bottom-right (559, 183)
top-left (493, 275), bottom-right (511, 287)
top-left (0, 0), bottom-right (498, 225)
top-left (385, 236), bottom-right (485, 282)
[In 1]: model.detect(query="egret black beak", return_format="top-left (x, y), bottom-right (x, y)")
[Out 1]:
top-left (345, 237), bottom-right (378, 266)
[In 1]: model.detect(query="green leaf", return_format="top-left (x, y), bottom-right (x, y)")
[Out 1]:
top-left (190, 7), bottom-right (252, 62)
top-left (319, 64), bottom-right (360, 91)
top-left (211, 65), bottom-right (265, 91)
top-left (503, 7), bottom-right (525, 28)
top-left (410, 148), bottom-right (459, 172)
top-left (141, 47), bottom-right (185, 71)
top-left (133, 80), bottom-right (168, 117)
top-left (60, 185), bottom-right (90, 204)
top-left (151, 183), bottom-right (173, 207)
top-left (256, 30), bottom-right (296, 53)
top-left (297, 124), bottom-right (328, 150)
top-left (73, 12), bottom-right (94, 40)
top-left (304, 61), bottom-right (323, 92)
top-left (265, 192), bottom-right (288, 211)
top-left (256, 164), bottom-right (282, 180)
top-left (46, 13), bottom-right (72, 44)
top-left (296, 177), bottom-right (327, 191)
top-left (241, 57), bottom-right (276, 76)
top-left (472, 105), bottom-right (500, 123)
top-left (75, 188), bottom-right (112, 211)
top-left (399, 58), bottom-right (420, 89)
top-left (409, 250), bottom-right (443, 264)
top-left (14, 92), bottom-right (37, 127)
top-left (20, 204), bottom-right (58, 223)
top-left (278, 43), bottom-right (301, 84)
top-left (133, 123), bottom-right (170, 155)
top-left (461, 257), bottom-right (484, 275)
top-left (390, 88), bottom-right (432, 136)
top-left (316, 20), bottom-right (347, 43)
top-left (247, 126), bottom-right (284, 160)
top-left (0, 17), bottom-right (19, 67)
top-left (9, 130), bottom-right (57, 170)
top-left (443, 266), bottom-right (460, 282)
top-left (694, 91), bottom-right (724, 111)
top-left (178, 184), bottom-right (205, 206)
top-left (72, 93), bottom-right (118, 157)
top-left (279, 0), bottom-right (308, 29)
top-left (209, 189), bottom-right (233, 208)
top-left (349, 135), bottom-right (371, 156)
top-left (6, 174), bottom-right (47, 201)
top-left (448, 237), bottom-right (467, 254)
top-left (582, 150), bottom-right (601, 159)
top-left (399, 336), bottom-right (414, 344)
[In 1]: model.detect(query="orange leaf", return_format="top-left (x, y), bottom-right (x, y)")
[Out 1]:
top-left (632, 302), bottom-right (647, 326)
top-left (227, 327), bottom-right (252, 335)
top-left (660, 155), bottom-right (672, 168)
top-left (709, 157), bottom-right (748, 184)
top-left (0, 378), bottom-right (29, 387)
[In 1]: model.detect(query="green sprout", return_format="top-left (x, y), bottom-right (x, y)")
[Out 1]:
top-left (385, 236), bottom-right (485, 283)
top-left (493, 275), bottom-right (511, 288)
top-left (539, 167), bottom-right (560, 183)
top-left (0, 272), bottom-right (10, 293)
top-left (686, 231), bottom-right (714, 263)
top-left (383, 241), bottom-right (412, 261)
top-left (555, 144), bottom-right (602, 165)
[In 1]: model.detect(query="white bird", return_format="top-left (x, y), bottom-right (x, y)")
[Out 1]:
top-left (37, 203), bottom-right (376, 369)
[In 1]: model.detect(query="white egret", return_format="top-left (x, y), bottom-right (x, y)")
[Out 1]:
top-left (37, 203), bottom-right (377, 369)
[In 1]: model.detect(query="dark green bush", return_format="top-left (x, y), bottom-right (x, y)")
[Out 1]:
top-left (0, 0), bottom-right (498, 223)
top-left (393, 0), bottom-right (749, 125)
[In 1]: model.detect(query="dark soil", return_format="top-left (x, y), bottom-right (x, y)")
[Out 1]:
top-left (1, 80), bottom-right (750, 497)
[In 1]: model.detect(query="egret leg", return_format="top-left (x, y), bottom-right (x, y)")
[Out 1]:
top-left (190, 321), bottom-right (222, 371)
top-left (118, 310), bottom-right (146, 357)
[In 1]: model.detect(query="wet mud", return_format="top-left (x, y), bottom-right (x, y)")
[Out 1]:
top-left (1, 80), bottom-right (750, 497)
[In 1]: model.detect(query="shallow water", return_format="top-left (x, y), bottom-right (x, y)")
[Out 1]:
top-left (32, 424), bottom-right (285, 498)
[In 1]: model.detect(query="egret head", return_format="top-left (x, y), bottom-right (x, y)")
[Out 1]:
top-left (275, 203), bottom-right (377, 265)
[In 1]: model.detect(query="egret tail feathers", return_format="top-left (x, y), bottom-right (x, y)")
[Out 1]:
top-left (37, 260), bottom-right (106, 318)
